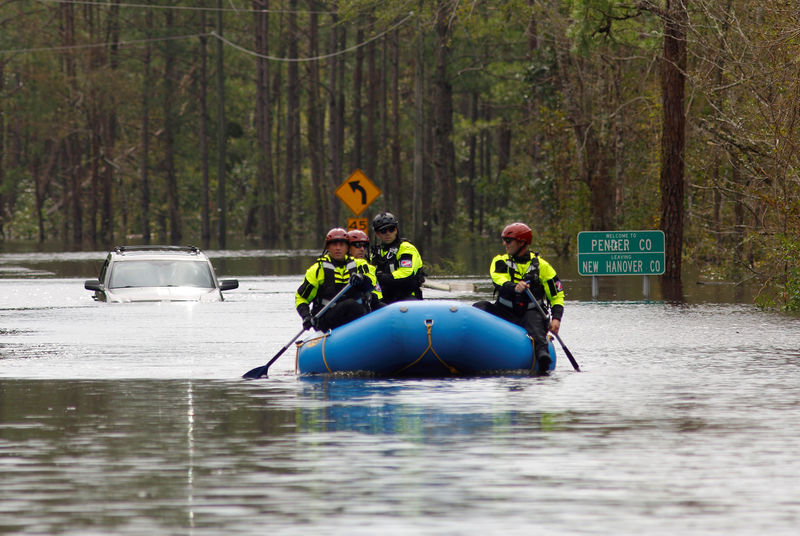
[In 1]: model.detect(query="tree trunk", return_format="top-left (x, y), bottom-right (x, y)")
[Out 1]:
top-left (467, 92), bottom-right (478, 232)
top-left (352, 24), bottom-right (364, 172)
top-left (215, 0), bottom-right (227, 248)
top-left (100, 1), bottom-right (120, 246)
top-left (526, 0), bottom-right (540, 163)
top-left (199, 16), bottom-right (210, 248)
top-left (31, 141), bottom-right (58, 244)
top-left (140, 3), bottom-right (153, 244)
top-left (659, 0), bottom-right (688, 282)
top-left (378, 33), bottom-right (388, 210)
top-left (61, 1), bottom-right (82, 246)
top-left (306, 0), bottom-right (326, 235)
top-left (327, 9), bottom-right (343, 224)
top-left (584, 128), bottom-right (614, 231)
top-left (478, 102), bottom-right (492, 234)
top-left (390, 28), bottom-right (401, 218)
top-left (32, 159), bottom-right (46, 244)
top-left (336, 26), bottom-right (346, 205)
top-left (163, 9), bottom-right (182, 244)
top-left (413, 10), bottom-right (424, 242)
top-left (271, 31), bottom-right (285, 237)
top-left (433, 1), bottom-right (456, 240)
top-left (254, 0), bottom-right (275, 242)
top-left (0, 62), bottom-right (4, 240)
top-left (286, 0), bottom-right (300, 240)
top-left (496, 126), bottom-right (511, 207)
top-left (89, 127), bottom-right (99, 245)
top-left (365, 26), bottom-right (377, 182)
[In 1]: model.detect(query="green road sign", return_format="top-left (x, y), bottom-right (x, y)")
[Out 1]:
top-left (577, 230), bottom-right (665, 276)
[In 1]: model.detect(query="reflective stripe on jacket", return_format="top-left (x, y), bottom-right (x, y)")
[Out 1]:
top-left (489, 252), bottom-right (564, 314)
top-left (372, 239), bottom-right (423, 302)
top-left (295, 254), bottom-right (377, 312)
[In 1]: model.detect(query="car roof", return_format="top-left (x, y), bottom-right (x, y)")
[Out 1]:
top-left (108, 245), bottom-right (209, 260)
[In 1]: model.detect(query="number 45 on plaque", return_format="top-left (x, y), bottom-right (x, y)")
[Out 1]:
top-left (347, 218), bottom-right (368, 232)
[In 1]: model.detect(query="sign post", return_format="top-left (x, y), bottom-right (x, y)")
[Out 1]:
top-left (577, 230), bottom-right (665, 299)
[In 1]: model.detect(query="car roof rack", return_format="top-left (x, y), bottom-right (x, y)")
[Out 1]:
top-left (113, 245), bottom-right (200, 255)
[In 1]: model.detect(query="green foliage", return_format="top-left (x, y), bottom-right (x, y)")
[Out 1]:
top-left (565, 0), bottom-right (660, 54)
top-left (755, 234), bottom-right (800, 312)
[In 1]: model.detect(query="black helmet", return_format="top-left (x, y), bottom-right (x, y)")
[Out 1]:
top-left (372, 212), bottom-right (399, 232)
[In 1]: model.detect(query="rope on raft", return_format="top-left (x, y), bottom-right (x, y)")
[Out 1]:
top-left (321, 332), bottom-right (333, 373)
top-left (395, 319), bottom-right (458, 375)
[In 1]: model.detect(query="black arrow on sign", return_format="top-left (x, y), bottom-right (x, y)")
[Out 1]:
top-left (349, 180), bottom-right (367, 204)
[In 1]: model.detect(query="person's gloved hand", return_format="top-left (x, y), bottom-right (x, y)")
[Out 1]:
top-left (297, 303), bottom-right (314, 330)
top-left (350, 272), bottom-right (372, 292)
top-left (377, 272), bottom-right (392, 288)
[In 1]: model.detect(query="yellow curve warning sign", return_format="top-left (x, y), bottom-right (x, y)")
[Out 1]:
top-left (335, 169), bottom-right (381, 216)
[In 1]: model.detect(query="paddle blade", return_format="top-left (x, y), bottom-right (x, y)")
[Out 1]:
top-left (242, 327), bottom-right (306, 380)
top-left (554, 334), bottom-right (580, 372)
top-left (242, 365), bottom-right (269, 379)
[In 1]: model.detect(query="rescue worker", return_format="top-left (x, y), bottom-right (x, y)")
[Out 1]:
top-left (347, 229), bottom-right (383, 310)
top-left (472, 222), bottom-right (565, 371)
top-left (296, 228), bottom-right (376, 332)
top-left (370, 212), bottom-right (424, 304)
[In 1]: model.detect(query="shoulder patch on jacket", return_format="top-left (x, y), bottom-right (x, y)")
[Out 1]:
top-left (549, 276), bottom-right (563, 294)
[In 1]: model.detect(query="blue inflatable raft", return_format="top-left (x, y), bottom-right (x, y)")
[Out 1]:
top-left (294, 300), bottom-right (557, 376)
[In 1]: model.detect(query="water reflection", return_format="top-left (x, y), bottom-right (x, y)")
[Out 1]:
top-left (0, 380), bottom-right (218, 534)
top-left (186, 382), bottom-right (195, 531)
top-left (660, 277), bottom-right (684, 304)
top-left (291, 377), bottom-right (564, 438)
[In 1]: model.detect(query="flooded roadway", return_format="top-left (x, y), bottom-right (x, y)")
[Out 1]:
top-left (1, 249), bottom-right (800, 535)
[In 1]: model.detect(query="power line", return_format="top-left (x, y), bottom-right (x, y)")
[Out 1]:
top-left (0, 10), bottom-right (414, 59)
top-left (213, 11), bottom-right (414, 62)
top-left (35, 0), bottom-right (338, 15)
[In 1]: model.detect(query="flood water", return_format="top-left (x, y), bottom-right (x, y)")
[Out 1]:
top-left (2, 247), bottom-right (800, 535)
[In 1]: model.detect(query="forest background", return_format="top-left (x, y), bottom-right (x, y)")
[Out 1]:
top-left (0, 1), bottom-right (797, 310)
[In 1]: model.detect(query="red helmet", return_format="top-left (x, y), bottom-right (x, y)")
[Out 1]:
top-left (325, 227), bottom-right (349, 245)
top-left (347, 229), bottom-right (369, 244)
top-left (501, 222), bottom-right (532, 245)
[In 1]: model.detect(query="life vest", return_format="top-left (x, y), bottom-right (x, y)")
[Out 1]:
top-left (315, 258), bottom-right (358, 307)
top-left (372, 238), bottom-right (423, 301)
top-left (372, 242), bottom-right (402, 274)
top-left (496, 253), bottom-right (547, 313)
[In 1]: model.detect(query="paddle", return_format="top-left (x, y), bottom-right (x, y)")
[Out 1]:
top-left (524, 287), bottom-right (581, 372)
top-left (242, 281), bottom-right (354, 379)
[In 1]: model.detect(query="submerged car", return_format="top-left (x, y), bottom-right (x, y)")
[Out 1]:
top-left (84, 245), bottom-right (238, 303)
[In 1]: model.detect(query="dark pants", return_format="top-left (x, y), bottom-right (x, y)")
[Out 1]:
top-left (473, 300), bottom-right (551, 361)
top-left (316, 298), bottom-right (368, 332)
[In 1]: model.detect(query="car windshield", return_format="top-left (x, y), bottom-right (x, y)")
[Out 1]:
top-left (108, 260), bottom-right (215, 289)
